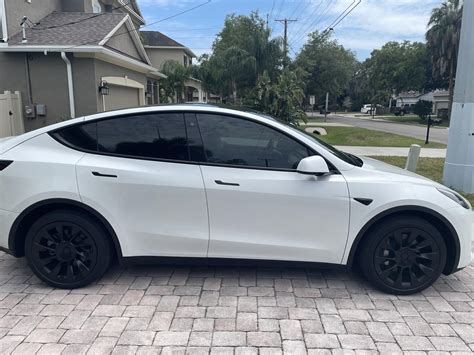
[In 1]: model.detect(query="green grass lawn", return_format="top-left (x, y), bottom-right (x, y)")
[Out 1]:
top-left (304, 126), bottom-right (446, 148)
top-left (372, 156), bottom-right (474, 206)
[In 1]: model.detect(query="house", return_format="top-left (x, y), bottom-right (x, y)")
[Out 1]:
top-left (394, 90), bottom-right (449, 116)
top-left (141, 30), bottom-right (207, 103)
top-left (0, 0), bottom-right (165, 133)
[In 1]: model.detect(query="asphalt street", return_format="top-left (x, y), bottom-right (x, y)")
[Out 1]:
top-left (316, 114), bottom-right (449, 145)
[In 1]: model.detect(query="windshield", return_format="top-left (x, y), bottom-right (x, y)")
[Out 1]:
top-left (290, 125), bottom-right (363, 167)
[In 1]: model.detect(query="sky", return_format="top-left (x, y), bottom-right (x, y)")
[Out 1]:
top-left (136, 0), bottom-right (444, 61)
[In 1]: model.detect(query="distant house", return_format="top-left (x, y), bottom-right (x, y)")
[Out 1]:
top-left (0, 0), bottom-right (166, 132)
top-left (394, 90), bottom-right (449, 115)
top-left (141, 30), bottom-right (207, 103)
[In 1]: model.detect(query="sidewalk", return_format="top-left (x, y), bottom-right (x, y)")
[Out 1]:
top-left (335, 146), bottom-right (447, 158)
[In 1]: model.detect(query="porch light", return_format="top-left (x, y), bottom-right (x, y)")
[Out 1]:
top-left (98, 80), bottom-right (110, 96)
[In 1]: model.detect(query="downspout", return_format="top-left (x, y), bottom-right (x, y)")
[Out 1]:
top-left (61, 52), bottom-right (75, 118)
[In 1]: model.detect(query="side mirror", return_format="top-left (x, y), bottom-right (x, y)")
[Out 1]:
top-left (297, 156), bottom-right (330, 176)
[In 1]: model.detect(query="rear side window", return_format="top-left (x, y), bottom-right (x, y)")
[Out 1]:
top-left (52, 113), bottom-right (195, 161)
top-left (196, 113), bottom-right (312, 170)
top-left (53, 122), bottom-right (98, 151)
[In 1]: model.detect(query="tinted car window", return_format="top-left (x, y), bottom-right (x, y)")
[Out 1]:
top-left (196, 113), bottom-right (311, 170)
top-left (185, 113), bottom-right (206, 162)
top-left (52, 113), bottom-right (191, 161)
top-left (52, 122), bottom-right (98, 151)
top-left (97, 113), bottom-right (188, 160)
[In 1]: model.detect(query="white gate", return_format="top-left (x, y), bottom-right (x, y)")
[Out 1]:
top-left (0, 91), bottom-right (25, 138)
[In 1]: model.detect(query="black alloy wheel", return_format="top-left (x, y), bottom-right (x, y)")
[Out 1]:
top-left (360, 217), bottom-right (446, 295)
top-left (25, 211), bottom-right (111, 288)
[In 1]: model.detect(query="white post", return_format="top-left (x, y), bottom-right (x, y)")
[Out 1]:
top-left (443, 0), bottom-right (474, 192)
top-left (405, 144), bottom-right (421, 173)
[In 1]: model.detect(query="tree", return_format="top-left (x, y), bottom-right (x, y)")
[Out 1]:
top-left (426, 0), bottom-right (463, 119)
top-left (160, 60), bottom-right (190, 103)
top-left (342, 96), bottom-right (352, 112)
top-left (294, 32), bottom-right (357, 107)
top-left (199, 12), bottom-right (283, 102)
top-left (366, 41), bottom-right (430, 96)
top-left (413, 100), bottom-right (433, 120)
top-left (251, 69), bottom-right (307, 124)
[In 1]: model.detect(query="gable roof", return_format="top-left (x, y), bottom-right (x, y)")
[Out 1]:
top-left (117, 0), bottom-right (145, 25)
top-left (140, 31), bottom-right (196, 58)
top-left (140, 31), bottom-right (186, 48)
top-left (7, 12), bottom-right (151, 65)
top-left (9, 12), bottom-right (127, 46)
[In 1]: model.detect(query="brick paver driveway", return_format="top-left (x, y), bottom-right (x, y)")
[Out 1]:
top-left (0, 245), bottom-right (472, 354)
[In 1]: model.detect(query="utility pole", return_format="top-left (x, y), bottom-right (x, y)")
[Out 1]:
top-left (275, 18), bottom-right (297, 66)
top-left (324, 92), bottom-right (329, 122)
top-left (443, 0), bottom-right (474, 193)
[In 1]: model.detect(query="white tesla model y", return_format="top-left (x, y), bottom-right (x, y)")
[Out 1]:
top-left (0, 105), bottom-right (472, 294)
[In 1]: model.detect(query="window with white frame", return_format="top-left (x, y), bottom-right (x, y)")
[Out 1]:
top-left (146, 80), bottom-right (159, 105)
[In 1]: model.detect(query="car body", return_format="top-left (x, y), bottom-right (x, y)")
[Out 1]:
top-left (0, 105), bottom-right (472, 294)
top-left (361, 104), bottom-right (373, 114)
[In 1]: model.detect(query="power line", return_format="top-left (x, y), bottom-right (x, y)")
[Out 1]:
top-left (288, 0), bottom-right (326, 45)
top-left (289, 0), bottom-right (333, 47)
top-left (49, 0), bottom-right (212, 52)
top-left (274, 0), bottom-right (286, 21)
top-left (269, 0), bottom-right (277, 19)
top-left (292, 0), bottom-right (314, 23)
top-left (323, 0), bottom-right (355, 31)
top-left (322, 0), bottom-right (361, 32)
top-left (288, 0), bottom-right (306, 19)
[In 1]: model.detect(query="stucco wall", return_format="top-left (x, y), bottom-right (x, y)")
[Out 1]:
top-left (93, 58), bottom-right (147, 111)
top-left (0, 52), bottom-right (70, 131)
top-left (146, 47), bottom-right (186, 70)
top-left (106, 24), bottom-right (143, 62)
top-left (0, 50), bottom-right (149, 131)
top-left (4, 0), bottom-right (62, 38)
top-left (62, 0), bottom-right (93, 13)
top-left (72, 56), bottom-right (98, 117)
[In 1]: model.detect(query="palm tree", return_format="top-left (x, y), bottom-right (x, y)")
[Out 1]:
top-left (426, 0), bottom-right (463, 119)
top-left (160, 60), bottom-right (190, 103)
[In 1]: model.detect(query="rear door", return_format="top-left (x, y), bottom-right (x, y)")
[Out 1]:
top-left (55, 112), bottom-right (209, 258)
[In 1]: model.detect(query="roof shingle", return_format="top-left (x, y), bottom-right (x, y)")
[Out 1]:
top-left (140, 31), bottom-right (185, 48)
top-left (9, 12), bottom-right (127, 46)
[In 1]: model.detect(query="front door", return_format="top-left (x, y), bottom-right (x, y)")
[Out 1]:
top-left (196, 113), bottom-right (350, 264)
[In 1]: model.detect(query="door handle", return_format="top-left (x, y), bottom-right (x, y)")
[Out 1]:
top-left (215, 180), bottom-right (240, 187)
top-left (92, 171), bottom-right (118, 178)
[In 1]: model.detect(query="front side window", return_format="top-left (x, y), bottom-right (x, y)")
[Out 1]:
top-left (52, 113), bottom-right (190, 161)
top-left (196, 113), bottom-right (311, 170)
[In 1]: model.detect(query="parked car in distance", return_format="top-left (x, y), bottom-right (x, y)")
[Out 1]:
top-left (394, 107), bottom-right (407, 116)
top-left (0, 105), bottom-right (472, 294)
top-left (360, 104), bottom-right (373, 114)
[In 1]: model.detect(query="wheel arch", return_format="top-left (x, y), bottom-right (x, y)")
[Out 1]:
top-left (346, 206), bottom-right (461, 275)
top-left (8, 198), bottom-right (123, 260)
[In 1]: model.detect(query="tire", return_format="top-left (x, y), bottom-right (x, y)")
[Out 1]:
top-left (359, 216), bottom-right (446, 295)
top-left (25, 210), bottom-right (112, 289)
